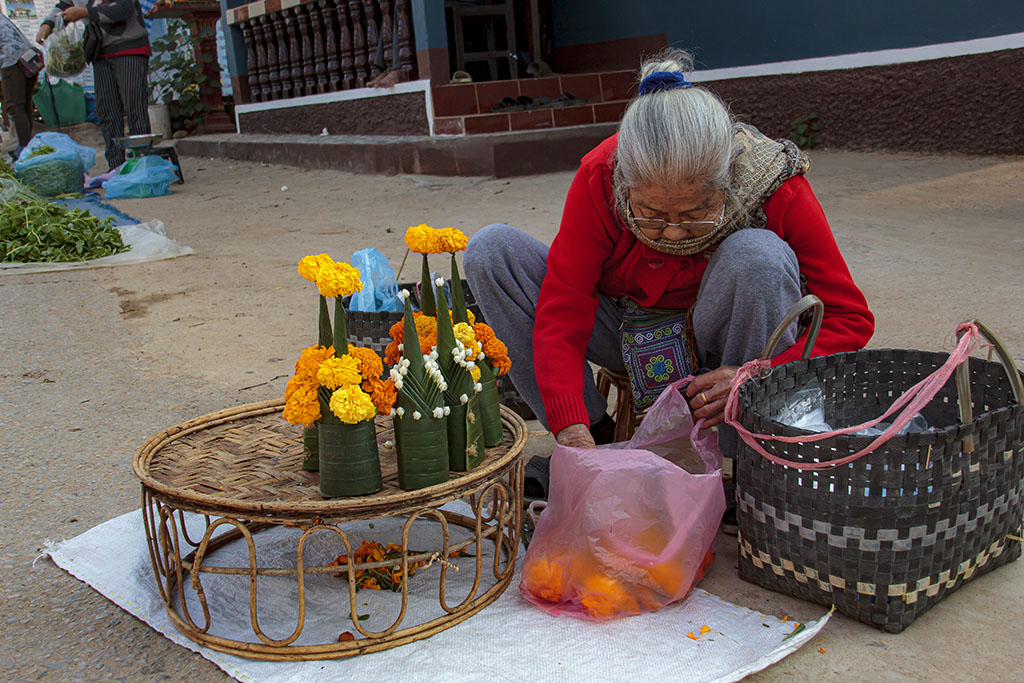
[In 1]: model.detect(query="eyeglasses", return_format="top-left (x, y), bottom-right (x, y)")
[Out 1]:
top-left (626, 196), bottom-right (726, 233)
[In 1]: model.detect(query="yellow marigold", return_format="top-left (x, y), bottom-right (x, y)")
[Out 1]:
top-left (405, 224), bottom-right (436, 254)
top-left (466, 309), bottom-right (476, 325)
top-left (492, 355), bottom-right (512, 376)
top-left (348, 345), bottom-right (384, 380)
top-left (414, 314), bottom-right (437, 355)
top-left (317, 354), bottom-right (363, 389)
top-left (470, 363), bottom-right (481, 382)
top-left (297, 254), bottom-right (334, 284)
top-left (453, 322), bottom-right (479, 360)
top-left (435, 227), bottom-right (469, 253)
top-left (363, 377), bottom-right (397, 415)
top-left (317, 261), bottom-right (363, 299)
top-left (329, 384), bottom-right (377, 424)
top-left (283, 383), bottom-right (322, 427)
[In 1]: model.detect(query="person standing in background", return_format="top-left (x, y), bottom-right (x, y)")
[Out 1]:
top-left (37, 0), bottom-right (151, 170)
top-left (0, 12), bottom-right (43, 158)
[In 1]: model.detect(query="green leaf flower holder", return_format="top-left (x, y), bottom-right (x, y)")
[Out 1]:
top-left (394, 412), bottom-right (450, 490)
top-left (476, 361), bottom-right (504, 448)
top-left (301, 424), bottom-right (320, 471)
top-left (318, 419), bottom-right (383, 498)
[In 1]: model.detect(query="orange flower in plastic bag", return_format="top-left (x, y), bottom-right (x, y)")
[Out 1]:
top-left (577, 572), bottom-right (639, 619)
top-left (521, 555), bottom-right (568, 604)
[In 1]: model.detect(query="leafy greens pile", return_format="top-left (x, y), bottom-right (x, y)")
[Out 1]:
top-left (1, 199), bottom-right (128, 263)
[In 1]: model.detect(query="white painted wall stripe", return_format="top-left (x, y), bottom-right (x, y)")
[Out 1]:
top-left (689, 32), bottom-right (1024, 82)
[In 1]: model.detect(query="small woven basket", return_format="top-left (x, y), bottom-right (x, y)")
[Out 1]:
top-left (731, 313), bottom-right (1024, 632)
top-left (344, 279), bottom-right (533, 419)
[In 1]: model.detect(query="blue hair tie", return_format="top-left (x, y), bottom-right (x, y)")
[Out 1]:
top-left (638, 71), bottom-right (692, 96)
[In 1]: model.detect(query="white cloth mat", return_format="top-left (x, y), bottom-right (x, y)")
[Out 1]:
top-left (45, 505), bottom-right (829, 682)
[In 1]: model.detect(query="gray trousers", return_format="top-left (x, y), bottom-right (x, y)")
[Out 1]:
top-left (463, 225), bottom-right (801, 458)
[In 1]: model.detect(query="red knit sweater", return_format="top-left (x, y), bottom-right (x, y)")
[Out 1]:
top-left (534, 134), bottom-right (874, 435)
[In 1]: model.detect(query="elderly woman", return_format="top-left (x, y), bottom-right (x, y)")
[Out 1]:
top-left (464, 50), bottom-right (873, 458)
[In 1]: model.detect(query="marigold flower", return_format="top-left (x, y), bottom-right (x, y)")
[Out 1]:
top-left (297, 253), bottom-right (333, 284)
top-left (298, 254), bottom-right (363, 298)
top-left (404, 223), bottom-right (435, 254)
top-left (470, 363), bottom-right (481, 382)
top-left (294, 344), bottom-right (334, 380)
top-left (434, 227), bottom-right (469, 253)
top-left (453, 323), bottom-right (479, 360)
top-left (328, 384), bottom-right (377, 424)
top-left (317, 354), bottom-right (363, 389)
top-left (362, 377), bottom-right (397, 415)
top-left (492, 355), bottom-right (512, 376)
top-left (283, 383), bottom-right (322, 427)
top-left (348, 345), bottom-right (384, 380)
top-left (383, 339), bottom-right (402, 366)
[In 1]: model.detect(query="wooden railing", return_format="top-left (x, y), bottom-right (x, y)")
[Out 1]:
top-left (232, 0), bottom-right (417, 103)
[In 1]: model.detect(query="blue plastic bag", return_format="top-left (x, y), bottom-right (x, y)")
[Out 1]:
top-left (349, 248), bottom-right (402, 312)
top-left (103, 156), bottom-right (180, 199)
top-left (20, 132), bottom-right (96, 173)
top-left (14, 148), bottom-right (84, 197)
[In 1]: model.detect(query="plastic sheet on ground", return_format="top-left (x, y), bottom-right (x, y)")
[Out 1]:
top-left (45, 503), bottom-right (830, 682)
top-left (1, 220), bottom-right (194, 274)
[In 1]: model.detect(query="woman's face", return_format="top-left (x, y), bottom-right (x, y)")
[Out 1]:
top-left (627, 182), bottom-right (725, 241)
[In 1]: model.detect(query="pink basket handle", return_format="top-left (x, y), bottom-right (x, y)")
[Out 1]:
top-left (724, 321), bottom-right (1021, 470)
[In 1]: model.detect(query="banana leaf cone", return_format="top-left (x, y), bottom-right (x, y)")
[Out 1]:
top-left (476, 360), bottom-right (503, 447)
top-left (318, 419), bottom-right (382, 498)
top-left (450, 254), bottom-right (469, 324)
top-left (394, 405), bottom-right (450, 490)
top-left (392, 291), bottom-right (448, 490)
top-left (301, 424), bottom-right (320, 471)
top-left (318, 295), bottom-right (334, 348)
top-left (448, 393), bottom-right (486, 471)
top-left (419, 254), bottom-right (436, 316)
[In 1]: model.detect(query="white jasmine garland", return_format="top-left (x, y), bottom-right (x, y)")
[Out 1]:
top-left (397, 407), bottom-right (405, 417)
top-left (413, 411), bottom-right (422, 420)
top-left (398, 342), bottom-right (404, 352)
top-left (432, 407), bottom-right (444, 419)
top-left (384, 440), bottom-right (394, 448)
top-left (474, 383), bottom-right (483, 392)
top-left (402, 358), bottom-right (411, 368)
top-left (399, 366), bottom-right (408, 376)
top-left (389, 409), bottom-right (396, 417)
top-left (434, 277), bottom-right (444, 287)
top-left (399, 289), bottom-right (411, 300)
top-left (460, 394), bottom-right (469, 404)
top-left (443, 406), bottom-right (451, 416)
top-left (439, 381), bottom-right (448, 391)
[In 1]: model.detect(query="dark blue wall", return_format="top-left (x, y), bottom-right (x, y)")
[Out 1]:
top-left (551, 0), bottom-right (1024, 68)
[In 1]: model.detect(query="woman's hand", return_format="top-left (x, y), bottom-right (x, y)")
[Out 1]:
top-left (62, 6), bottom-right (89, 22)
top-left (685, 366), bottom-right (738, 428)
top-left (555, 423), bottom-right (596, 449)
top-left (36, 24), bottom-right (52, 42)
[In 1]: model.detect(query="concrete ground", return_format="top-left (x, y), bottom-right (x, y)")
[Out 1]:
top-left (1, 125), bottom-right (1022, 681)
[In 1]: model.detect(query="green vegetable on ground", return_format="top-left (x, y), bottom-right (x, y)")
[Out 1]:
top-left (14, 154), bottom-right (84, 197)
top-left (0, 156), bottom-right (15, 180)
top-left (26, 144), bottom-right (57, 159)
top-left (0, 199), bottom-right (128, 263)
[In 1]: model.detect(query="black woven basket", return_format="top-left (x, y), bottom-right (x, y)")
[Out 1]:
top-left (733, 334), bottom-right (1024, 632)
top-left (343, 280), bottom-right (534, 420)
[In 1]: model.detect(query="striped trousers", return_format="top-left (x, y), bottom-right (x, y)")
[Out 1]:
top-left (93, 54), bottom-right (151, 170)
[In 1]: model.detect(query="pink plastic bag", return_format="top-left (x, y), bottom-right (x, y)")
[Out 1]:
top-left (520, 378), bottom-right (725, 620)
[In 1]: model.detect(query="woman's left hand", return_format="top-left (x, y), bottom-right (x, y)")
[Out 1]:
top-left (685, 365), bottom-right (738, 428)
top-left (62, 7), bottom-right (88, 22)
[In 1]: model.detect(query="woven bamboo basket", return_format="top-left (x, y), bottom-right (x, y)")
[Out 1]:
top-left (730, 305), bottom-right (1024, 632)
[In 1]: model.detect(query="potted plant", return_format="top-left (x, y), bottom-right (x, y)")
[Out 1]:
top-left (148, 19), bottom-right (215, 135)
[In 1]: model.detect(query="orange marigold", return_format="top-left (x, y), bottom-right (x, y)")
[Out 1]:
top-left (348, 345), bottom-right (384, 380)
top-left (492, 355), bottom-right (512, 376)
top-left (363, 377), bottom-right (398, 415)
top-left (384, 339), bottom-right (402, 366)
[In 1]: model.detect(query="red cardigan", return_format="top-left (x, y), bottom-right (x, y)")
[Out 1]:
top-left (534, 134), bottom-right (874, 435)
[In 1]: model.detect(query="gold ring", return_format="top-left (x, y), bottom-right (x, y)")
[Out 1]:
top-left (700, 392), bottom-right (708, 404)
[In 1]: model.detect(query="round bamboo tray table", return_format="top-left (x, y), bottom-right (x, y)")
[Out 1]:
top-left (132, 399), bottom-right (528, 660)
